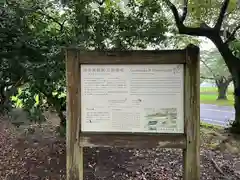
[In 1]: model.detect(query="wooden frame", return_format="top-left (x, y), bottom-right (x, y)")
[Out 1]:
top-left (65, 44), bottom-right (200, 180)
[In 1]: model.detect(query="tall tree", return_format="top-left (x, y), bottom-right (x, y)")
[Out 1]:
top-left (0, 0), bottom-right (45, 112)
top-left (164, 0), bottom-right (240, 132)
top-left (0, 0), bottom-right (72, 125)
top-left (201, 49), bottom-right (232, 100)
top-left (67, 0), bottom-right (170, 50)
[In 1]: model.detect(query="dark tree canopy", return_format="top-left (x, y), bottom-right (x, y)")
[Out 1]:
top-left (0, 0), bottom-right (182, 129)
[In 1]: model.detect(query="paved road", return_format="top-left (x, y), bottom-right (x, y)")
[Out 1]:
top-left (200, 104), bottom-right (235, 127)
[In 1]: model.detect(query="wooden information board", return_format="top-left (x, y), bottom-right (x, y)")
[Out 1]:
top-left (66, 44), bottom-right (200, 180)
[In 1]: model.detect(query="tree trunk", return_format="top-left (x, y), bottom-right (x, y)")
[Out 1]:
top-left (39, 89), bottom-right (66, 128)
top-left (215, 77), bottom-right (231, 100)
top-left (231, 71), bottom-right (240, 133)
top-left (0, 86), bottom-right (5, 106)
top-left (58, 110), bottom-right (66, 127)
top-left (217, 83), bottom-right (228, 100)
top-left (0, 86), bottom-right (8, 113)
top-left (209, 36), bottom-right (240, 132)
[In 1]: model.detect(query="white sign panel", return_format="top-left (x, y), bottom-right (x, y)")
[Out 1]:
top-left (81, 64), bottom-right (184, 133)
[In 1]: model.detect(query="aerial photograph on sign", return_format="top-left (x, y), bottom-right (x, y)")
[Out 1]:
top-left (144, 108), bottom-right (178, 131)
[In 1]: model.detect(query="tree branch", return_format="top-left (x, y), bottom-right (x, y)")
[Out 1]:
top-left (224, 7), bottom-right (239, 18)
top-left (226, 75), bottom-right (233, 83)
top-left (0, 7), bottom-right (5, 17)
top-left (163, 0), bottom-right (182, 28)
top-left (200, 59), bottom-right (218, 79)
top-left (164, 0), bottom-right (215, 38)
top-left (222, 74), bottom-right (233, 84)
top-left (201, 58), bottom-right (232, 84)
top-left (165, 0), bottom-right (240, 70)
top-left (96, 0), bottom-right (105, 5)
top-left (60, 19), bottom-right (67, 32)
top-left (200, 76), bottom-right (215, 80)
top-left (225, 24), bottom-right (240, 44)
top-left (214, 0), bottom-right (230, 30)
top-left (36, 10), bottom-right (65, 32)
top-left (180, 0), bottom-right (188, 23)
top-left (5, 1), bottom-right (66, 33)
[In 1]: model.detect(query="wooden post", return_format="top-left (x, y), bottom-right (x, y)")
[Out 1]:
top-left (66, 49), bottom-right (83, 180)
top-left (183, 44), bottom-right (200, 180)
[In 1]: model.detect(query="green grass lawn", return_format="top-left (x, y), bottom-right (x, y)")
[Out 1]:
top-left (200, 87), bottom-right (234, 94)
top-left (200, 87), bottom-right (234, 106)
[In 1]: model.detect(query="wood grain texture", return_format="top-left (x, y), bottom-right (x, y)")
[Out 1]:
top-left (66, 49), bottom-right (83, 180)
top-left (77, 50), bottom-right (186, 64)
top-left (183, 44), bottom-right (200, 180)
top-left (79, 133), bottom-right (186, 148)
